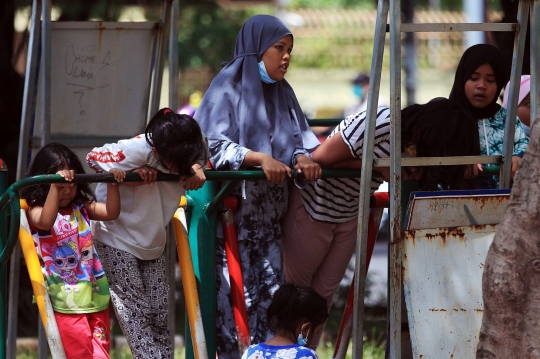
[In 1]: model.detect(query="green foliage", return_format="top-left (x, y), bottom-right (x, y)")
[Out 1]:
top-left (287, 0), bottom-right (375, 9)
top-left (178, 4), bottom-right (248, 73)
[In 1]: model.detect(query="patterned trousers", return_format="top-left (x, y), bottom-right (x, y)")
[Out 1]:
top-left (215, 238), bottom-right (283, 359)
top-left (95, 242), bottom-right (173, 359)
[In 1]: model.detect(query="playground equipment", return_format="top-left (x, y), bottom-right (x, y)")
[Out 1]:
top-left (2, 0), bottom-right (540, 358)
top-left (333, 191), bottom-right (388, 359)
top-left (402, 190), bottom-right (510, 358)
top-left (353, 0), bottom-right (539, 358)
top-left (0, 169), bottom-right (362, 359)
top-left (17, 199), bottom-right (66, 358)
top-left (6, 0), bottom-right (179, 357)
top-left (172, 196), bottom-right (208, 359)
top-left (221, 196), bottom-right (250, 354)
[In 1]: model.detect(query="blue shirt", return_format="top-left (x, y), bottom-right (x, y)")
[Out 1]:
top-left (241, 343), bottom-right (318, 359)
top-left (479, 107), bottom-right (529, 188)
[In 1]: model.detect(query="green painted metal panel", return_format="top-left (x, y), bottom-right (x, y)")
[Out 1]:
top-left (185, 182), bottom-right (218, 359)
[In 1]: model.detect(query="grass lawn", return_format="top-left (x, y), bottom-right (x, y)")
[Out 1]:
top-left (16, 337), bottom-right (386, 359)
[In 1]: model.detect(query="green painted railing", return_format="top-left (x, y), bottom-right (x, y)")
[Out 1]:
top-left (0, 165), bottom-right (502, 268)
top-left (307, 118), bottom-right (342, 127)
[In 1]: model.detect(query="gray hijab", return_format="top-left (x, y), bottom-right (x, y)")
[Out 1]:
top-left (194, 14), bottom-right (319, 166)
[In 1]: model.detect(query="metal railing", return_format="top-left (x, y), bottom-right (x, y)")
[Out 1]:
top-left (0, 163), bottom-right (504, 358)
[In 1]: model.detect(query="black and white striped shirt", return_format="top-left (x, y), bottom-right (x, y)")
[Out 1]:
top-left (301, 107), bottom-right (391, 223)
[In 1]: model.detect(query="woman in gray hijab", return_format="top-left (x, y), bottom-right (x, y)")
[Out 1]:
top-left (194, 14), bottom-right (321, 359)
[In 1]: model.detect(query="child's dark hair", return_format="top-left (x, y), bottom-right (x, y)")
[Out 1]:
top-left (21, 143), bottom-right (95, 206)
top-left (267, 283), bottom-right (328, 335)
top-left (145, 108), bottom-right (208, 177)
top-left (401, 98), bottom-right (481, 191)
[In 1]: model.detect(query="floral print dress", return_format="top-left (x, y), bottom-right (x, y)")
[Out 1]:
top-left (478, 107), bottom-right (529, 189)
top-left (211, 139), bottom-right (310, 359)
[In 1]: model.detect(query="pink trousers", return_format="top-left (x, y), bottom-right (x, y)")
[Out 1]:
top-left (54, 309), bottom-right (110, 359)
top-left (282, 186), bottom-right (358, 308)
top-left (282, 187), bottom-right (358, 349)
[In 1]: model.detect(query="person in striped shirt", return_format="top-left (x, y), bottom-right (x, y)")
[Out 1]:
top-left (282, 98), bottom-right (480, 349)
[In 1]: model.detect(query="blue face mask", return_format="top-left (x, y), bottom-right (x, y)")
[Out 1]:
top-left (353, 84), bottom-right (365, 99)
top-left (258, 60), bottom-right (276, 84)
top-left (297, 325), bottom-right (310, 346)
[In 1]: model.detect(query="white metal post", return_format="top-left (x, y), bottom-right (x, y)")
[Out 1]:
top-left (500, 1), bottom-right (529, 189)
top-left (463, 0), bottom-right (485, 47)
top-left (389, 0), bottom-right (402, 357)
top-left (531, 1), bottom-right (539, 127)
top-left (352, 0), bottom-right (390, 357)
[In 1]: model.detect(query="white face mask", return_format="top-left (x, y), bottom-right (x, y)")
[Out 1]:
top-left (258, 60), bottom-right (276, 84)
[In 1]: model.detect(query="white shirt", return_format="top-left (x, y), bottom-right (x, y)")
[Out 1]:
top-left (87, 135), bottom-right (185, 260)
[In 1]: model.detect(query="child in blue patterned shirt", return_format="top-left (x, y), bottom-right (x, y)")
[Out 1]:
top-left (449, 44), bottom-right (529, 189)
top-left (241, 283), bottom-right (328, 359)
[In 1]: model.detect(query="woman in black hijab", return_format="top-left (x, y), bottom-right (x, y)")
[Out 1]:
top-left (449, 44), bottom-right (528, 188)
top-left (194, 14), bottom-right (321, 359)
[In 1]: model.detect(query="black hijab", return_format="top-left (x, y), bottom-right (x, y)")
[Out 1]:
top-left (449, 44), bottom-right (508, 119)
top-left (401, 98), bottom-right (481, 190)
top-left (194, 15), bottom-right (319, 166)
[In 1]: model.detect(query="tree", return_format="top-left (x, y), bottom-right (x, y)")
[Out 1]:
top-left (477, 109), bottom-right (540, 357)
top-left (177, 2), bottom-right (247, 73)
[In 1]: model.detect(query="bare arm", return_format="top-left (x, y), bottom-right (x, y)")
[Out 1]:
top-left (311, 132), bottom-right (423, 182)
top-left (28, 186), bottom-right (61, 230)
top-left (85, 168), bottom-right (125, 221)
top-left (85, 183), bottom-right (121, 221)
top-left (27, 170), bottom-right (74, 230)
top-left (311, 132), bottom-right (354, 168)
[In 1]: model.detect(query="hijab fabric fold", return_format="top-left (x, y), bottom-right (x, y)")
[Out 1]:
top-left (449, 44), bottom-right (508, 119)
top-left (194, 14), bottom-right (319, 166)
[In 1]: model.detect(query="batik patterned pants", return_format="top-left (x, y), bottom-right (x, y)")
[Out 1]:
top-left (95, 242), bottom-right (173, 359)
top-left (215, 237), bottom-right (283, 359)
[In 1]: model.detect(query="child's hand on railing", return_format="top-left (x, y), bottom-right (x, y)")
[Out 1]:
top-left (125, 166), bottom-right (158, 186)
top-left (108, 168), bottom-right (126, 183)
top-left (55, 169), bottom-right (75, 185)
top-left (184, 164), bottom-right (206, 191)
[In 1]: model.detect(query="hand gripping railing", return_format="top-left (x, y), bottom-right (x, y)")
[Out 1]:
top-left (0, 170), bottom-right (362, 266)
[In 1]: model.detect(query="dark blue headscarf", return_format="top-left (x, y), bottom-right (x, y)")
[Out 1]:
top-left (194, 14), bottom-right (319, 166)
